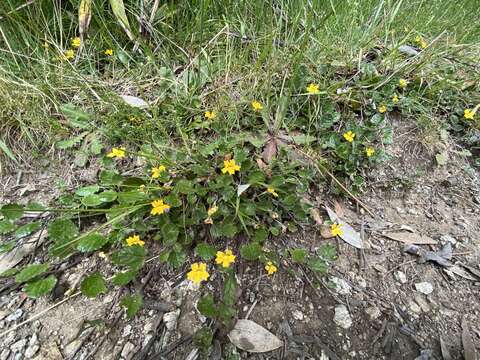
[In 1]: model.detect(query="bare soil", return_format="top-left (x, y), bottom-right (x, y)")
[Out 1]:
top-left (1, 119), bottom-right (479, 360)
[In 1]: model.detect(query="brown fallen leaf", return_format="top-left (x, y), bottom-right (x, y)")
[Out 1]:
top-left (262, 137), bottom-right (277, 163)
top-left (462, 317), bottom-right (477, 360)
top-left (383, 232), bottom-right (438, 245)
top-left (256, 158), bottom-right (268, 171)
top-left (444, 265), bottom-right (478, 281)
top-left (320, 225), bottom-right (334, 239)
top-left (310, 208), bottom-right (323, 225)
top-left (333, 199), bottom-right (345, 218)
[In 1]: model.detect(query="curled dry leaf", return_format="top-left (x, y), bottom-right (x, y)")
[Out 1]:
top-left (262, 138), bottom-right (277, 164)
top-left (325, 205), bottom-right (363, 249)
top-left (383, 232), bottom-right (438, 245)
top-left (228, 319), bottom-right (283, 353)
top-left (79, 0), bottom-right (92, 41)
top-left (256, 158), bottom-right (268, 171)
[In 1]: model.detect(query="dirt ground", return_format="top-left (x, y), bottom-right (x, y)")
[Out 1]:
top-left (1, 119), bottom-right (479, 360)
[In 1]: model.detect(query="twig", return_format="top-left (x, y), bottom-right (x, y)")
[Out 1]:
top-left (151, 335), bottom-right (193, 359)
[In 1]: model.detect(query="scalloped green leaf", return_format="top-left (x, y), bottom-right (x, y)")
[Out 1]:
top-left (81, 272), bottom-right (107, 298)
top-left (15, 263), bottom-right (50, 283)
top-left (75, 185), bottom-right (100, 197)
top-left (77, 233), bottom-right (109, 252)
top-left (111, 246), bottom-right (145, 270)
top-left (195, 243), bottom-right (217, 261)
top-left (15, 221), bottom-right (41, 238)
top-left (112, 270), bottom-right (137, 286)
top-left (1, 204), bottom-right (24, 221)
top-left (120, 293), bottom-right (143, 318)
top-left (24, 275), bottom-right (57, 298)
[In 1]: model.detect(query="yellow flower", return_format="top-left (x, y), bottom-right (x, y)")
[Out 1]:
top-left (126, 234), bottom-right (145, 247)
top-left (71, 37), bottom-right (81, 48)
top-left (366, 147), bottom-right (375, 157)
top-left (107, 147), bottom-right (126, 158)
top-left (378, 105), bottom-right (387, 113)
top-left (221, 159), bottom-right (241, 175)
top-left (151, 165), bottom-right (166, 178)
top-left (204, 111), bottom-right (216, 120)
top-left (187, 262), bottom-right (209, 284)
top-left (104, 49), bottom-right (113, 56)
top-left (151, 199), bottom-right (170, 215)
top-left (464, 109), bottom-right (475, 120)
top-left (139, 184), bottom-right (146, 193)
top-left (306, 83), bottom-right (320, 95)
top-left (215, 249), bottom-right (236, 268)
top-left (207, 205), bottom-right (218, 216)
top-left (265, 261), bottom-right (277, 275)
top-left (399, 78), bottom-right (408, 89)
top-left (331, 223), bottom-right (343, 237)
top-left (392, 94), bottom-right (399, 104)
top-left (415, 35), bottom-right (427, 49)
top-left (64, 49), bottom-right (75, 60)
top-left (343, 131), bottom-right (355, 143)
top-left (267, 187), bottom-right (278, 197)
top-left (251, 100), bottom-right (263, 111)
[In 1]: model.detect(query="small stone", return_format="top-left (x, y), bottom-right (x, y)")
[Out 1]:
top-left (415, 282), bottom-right (433, 295)
top-left (121, 342), bottom-right (135, 359)
top-left (163, 309), bottom-right (180, 331)
top-left (414, 294), bottom-right (430, 312)
top-left (334, 305), bottom-right (352, 329)
top-left (11, 338), bottom-right (27, 353)
top-left (331, 277), bottom-right (352, 295)
top-left (365, 306), bottom-right (381, 320)
top-left (356, 276), bottom-right (367, 288)
top-left (6, 309), bottom-right (23, 322)
top-left (24, 345), bottom-right (39, 359)
top-left (122, 324), bottom-right (132, 338)
top-left (409, 301), bottom-right (421, 314)
top-left (395, 271), bottom-right (407, 284)
top-left (440, 234), bottom-right (457, 246)
top-left (292, 310), bottom-right (304, 321)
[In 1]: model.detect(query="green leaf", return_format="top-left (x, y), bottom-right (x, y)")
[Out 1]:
top-left (15, 263), bottom-right (50, 283)
top-left (217, 303), bottom-right (236, 325)
top-left (48, 219), bottom-right (79, 259)
top-left (161, 223), bottom-right (179, 246)
top-left (290, 248), bottom-right (308, 263)
top-left (307, 257), bottom-right (328, 273)
top-left (112, 270), bottom-right (138, 286)
top-left (164, 193), bottom-right (181, 207)
top-left (98, 190), bottom-right (117, 202)
top-left (0, 240), bottom-right (15, 254)
top-left (60, 104), bottom-right (91, 128)
top-left (253, 228), bottom-right (268, 242)
top-left (120, 293), bottom-right (143, 318)
top-left (77, 233), bottom-right (109, 252)
top-left (81, 194), bottom-right (103, 207)
top-left (197, 294), bottom-right (216, 318)
top-left (117, 191), bottom-right (148, 204)
top-left (24, 275), bottom-right (57, 298)
top-left (175, 179), bottom-right (194, 194)
top-left (75, 185), bottom-right (100, 197)
top-left (14, 221), bottom-right (41, 238)
top-left (0, 220), bottom-right (15, 234)
top-left (240, 242), bottom-right (262, 261)
top-left (1, 204), bottom-right (24, 221)
top-left (195, 243), bottom-right (217, 261)
top-left (99, 170), bottom-right (123, 185)
top-left (223, 272), bottom-right (236, 307)
top-left (319, 244), bottom-right (337, 261)
top-left (1, 268), bottom-right (19, 277)
top-left (0, 139), bottom-right (19, 164)
top-left (167, 247), bottom-right (186, 268)
top-left (56, 132), bottom-right (89, 149)
top-left (111, 246), bottom-right (145, 270)
top-left (109, 0), bottom-right (135, 41)
top-left (81, 272), bottom-right (107, 298)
